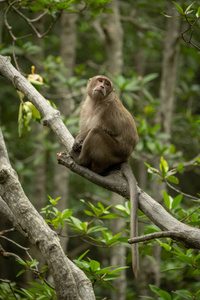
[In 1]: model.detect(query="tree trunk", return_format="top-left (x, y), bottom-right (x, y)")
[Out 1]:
top-left (53, 11), bottom-right (79, 251)
top-left (102, 1), bottom-right (127, 298)
top-left (104, 1), bottom-right (124, 74)
top-left (148, 1), bottom-right (181, 294)
top-left (155, 2), bottom-right (180, 134)
top-left (0, 128), bottom-right (95, 300)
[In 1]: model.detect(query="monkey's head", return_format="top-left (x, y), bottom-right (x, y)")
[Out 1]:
top-left (87, 75), bottom-right (114, 101)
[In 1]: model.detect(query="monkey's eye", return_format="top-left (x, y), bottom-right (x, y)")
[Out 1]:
top-left (98, 79), bottom-right (103, 82)
top-left (105, 81), bottom-right (110, 86)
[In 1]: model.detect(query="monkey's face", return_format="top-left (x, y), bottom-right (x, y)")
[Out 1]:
top-left (87, 76), bottom-right (113, 100)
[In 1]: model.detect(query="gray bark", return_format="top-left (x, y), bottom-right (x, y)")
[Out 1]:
top-left (104, 1), bottom-right (124, 74)
top-left (0, 127), bottom-right (95, 300)
top-left (150, 1), bottom-right (181, 288)
top-left (155, 2), bottom-right (180, 134)
top-left (1, 55), bottom-right (200, 298)
top-left (53, 11), bottom-right (79, 251)
top-left (103, 2), bottom-right (127, 297)
top-left (1, 53), bottom-right (200, 249)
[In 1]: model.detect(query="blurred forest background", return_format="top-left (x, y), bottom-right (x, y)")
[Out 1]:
top-left (1, 0), bottom-right (200, 299)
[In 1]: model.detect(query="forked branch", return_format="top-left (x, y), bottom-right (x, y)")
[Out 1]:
top-left (0, 54), bottom-right (200, 252)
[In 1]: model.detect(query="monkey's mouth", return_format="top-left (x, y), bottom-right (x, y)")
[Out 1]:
top-left (94, 89), bottom-right (104, 96)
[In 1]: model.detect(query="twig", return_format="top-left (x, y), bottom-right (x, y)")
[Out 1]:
top-left (180, 206), bottom-right (200, 222)
top-left (0, 243), bottom-right (22, 260)
top-left (128, 231), bottom-right (179, 244)
top-left (181, 14), bottom-right (200, 50)
top-left (0, 228), bottom-right (15, 235)
top-left (0, 235), bottom-right (30, 251)
top-left (166, 180), bottom-right (199, 200)
top-left (30, 9), bottom-right (49, 23)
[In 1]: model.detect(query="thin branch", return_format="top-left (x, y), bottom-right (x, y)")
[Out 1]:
top-left (180, 206), bottom-right (200, 223)
top-left (40, 11), bottom-right (62, 38)
top-left (0, 228), bottom-right (15, 235)
top-left (3, 0), bottom-right (61, 70)
top-left (11, 4), bottom-right (61, 38)
top-left (181, 14), bottom-right (200, 50)
top-left (1, 55), bottom-right (200, 253)
top-left (181, 153), bottom-right (200, 168)
top-left (0, 243), bottom-right (22, 261)
top-left (128, 231), bottom-right (180, 244)
top-left (0, 235), bottom-right (30, 251)
top-left (29, 9), bottom-right (49, 23)
top-left (166, 180), bottom-right (199, 200)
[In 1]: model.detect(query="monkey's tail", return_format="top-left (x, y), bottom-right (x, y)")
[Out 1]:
top-left (120, 161), bottom-right (139, 278)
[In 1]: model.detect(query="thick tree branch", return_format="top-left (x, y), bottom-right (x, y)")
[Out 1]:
top-left (0, 56), bottom-right (74, 152)
top-left (0, 127), bottom-right (94, 298)
top-left (1, 54), bottom-right (200, 255)
top-left (58, 154), bottom-right (200, 249)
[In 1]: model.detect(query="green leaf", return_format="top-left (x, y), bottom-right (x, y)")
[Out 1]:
top-left (160, 156), bottom-right (169, 175)
top-left (16, 269), bottom-right (26, 277)
top-left (172, 1), bottom-right (184, 14)
top-left (84, 210), bottom-right (95, 216)
top-left (156, 239), bottom-right (171, 251)
top-left (70, 216), bottom-right (82, 229)
top-left (150, 285), bottom-right (172, 300)
top-left (196, 157), bottom-right (200, 163)
top-left (185, 2), bottom-right (195, 14)
top-left (196, 7), bottom-right (200, 17)
top-left (16, 257), bottom-right (27, 266)
top-left (80, 222), bottom-right (88, 231)
top-left (97, 202), bottom-right (105, 210)
top-left (90, 260), bottom-right (100, 272)
top-left (142, 73), bottom-right (158, 84)
top-left (61, 209), bottom-right (73, 219)
top-left (194, 253), bottom-right (200, 263)
top-left (173, 290), bottom-right (193, 299)
top-left (101, 213), bottom-right (119, 219)
top-left (172, 251), bottom-right (193, 264)
top-left (77, 250), bottom-right (90, 261)
top-left (167, 175), bottom-right (179, 184)
top-left (114, 204), bottom-right (129, 215)
top-left (18, 288), bottom-right (34, 299)
top-left (87, 225), bottom-right (107, 234)
top-left (163, 190), bottom-right (171, 209)
top-left (172, 194), bottom-right (183, 209)
top-left (177, 163), bottom-right (184, 172)
top-left (144, 162), bottom-right (151, 168)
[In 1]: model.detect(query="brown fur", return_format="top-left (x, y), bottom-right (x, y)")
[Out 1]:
top-left (70, 75), bottom-right (139, 276)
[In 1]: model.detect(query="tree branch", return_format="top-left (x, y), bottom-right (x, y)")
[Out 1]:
top-left (0, 111), bottom-right (94, 298)
top-left (1, 55), bottom-right (200, 256)
top-left (128, 231), bottom-right (181, 244)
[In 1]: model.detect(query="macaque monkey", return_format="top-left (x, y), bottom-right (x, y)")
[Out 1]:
top-left (70, 75), bottom-right (139, 277)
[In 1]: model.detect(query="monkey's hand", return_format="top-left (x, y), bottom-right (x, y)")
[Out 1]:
top-left (72, 131), bottom-right (89, 152)
top-left (72, 141), bottom-right (82, 152)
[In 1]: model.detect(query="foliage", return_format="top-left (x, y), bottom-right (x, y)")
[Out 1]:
top-left (1, 0), bottom-right (200, 298)
top-left (0, 282), bottom-right (24, 300)
top-left (75, 250), bottom-right (128, 290)
top-left (15, 281), bottom-right (56, 300)
top-left (171, 1), bottom-right (200, 50)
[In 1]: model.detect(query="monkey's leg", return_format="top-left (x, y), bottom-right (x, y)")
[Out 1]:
top-left (77, 126), bottom-right (121, 173)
